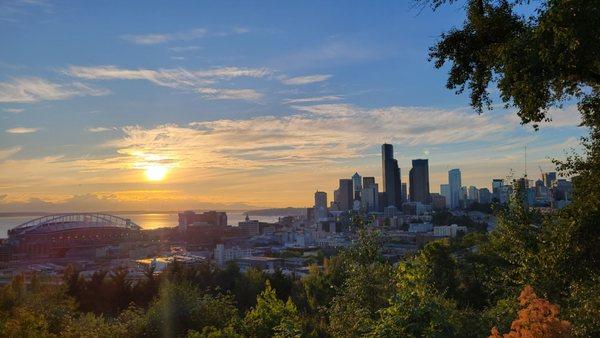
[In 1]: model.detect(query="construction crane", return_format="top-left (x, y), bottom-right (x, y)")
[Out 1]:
top-left (539, 165), bottom-right (544, 181)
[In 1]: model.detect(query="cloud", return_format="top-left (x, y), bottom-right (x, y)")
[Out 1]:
top-left (64, 65), bottom-right (271, 90)
top-left (505, 105), bottom-right (582, 128)
top-left (121, 26), bottom-right (249, 45)
top-left (6, 127), bottom-right (39, 134)
top-left (0, 77), bottom-right (109, 103)
top-left (282, 74), bottom-right (331, 85)
top-left (0, 146), bottom-right (21, 160)
top-left (282, 39), bottom-right (382, 69)
top-left (232, 26), bottom-right (250, 34)
top-left (0, 0), bottom-right (53, 22)
top-left (3, 108), bottom-right (24, 113)
top-left (87, 127), bottom-right (114, 133)
top-left (545, 106), bottom-right (582, 127)
top-left (197, 87), bottom-right (263, 101)
top-left (102, 104), bottom-right (507, 176)
top-left (283, 95), bottom-right (342, 104)
top-left (169, 46), bottom-right (201, 53)
top-left (121, 28), bottom-right (207, 45)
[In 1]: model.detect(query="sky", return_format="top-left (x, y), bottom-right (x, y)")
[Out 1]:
top-left (0, 0), bottom-right (585, 212)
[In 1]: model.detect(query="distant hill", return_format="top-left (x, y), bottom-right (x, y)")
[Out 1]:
top-left (245, 207), bottom-right (306, 217)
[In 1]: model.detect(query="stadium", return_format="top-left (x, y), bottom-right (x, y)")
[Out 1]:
top-left (7, 213), bottom-right (144, 259)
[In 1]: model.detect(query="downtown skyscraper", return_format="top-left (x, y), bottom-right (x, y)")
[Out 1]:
top-left (449, 168), bottom-right (462, 209)
top-left (381, 144), bottom-right (402, 208)
top-left (334, 179), bottom-right (353, 211)
top-left (314, 191), bottom-right (328, 220)
top-left (409, 159), bottom-right (431, 204)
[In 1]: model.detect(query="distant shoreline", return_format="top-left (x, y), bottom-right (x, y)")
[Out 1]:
top-left (0, 208), bottom-right (307, 218)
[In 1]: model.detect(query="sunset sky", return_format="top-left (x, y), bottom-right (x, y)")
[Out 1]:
top-left (0, 1), bottom-right (584, 212)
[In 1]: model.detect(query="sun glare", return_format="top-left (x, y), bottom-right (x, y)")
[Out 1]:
top-left (145, 165), bottom-right (168, 181)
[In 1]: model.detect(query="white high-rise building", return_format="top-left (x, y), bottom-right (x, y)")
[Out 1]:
top-left (448, 169), bottom-right (462, 209)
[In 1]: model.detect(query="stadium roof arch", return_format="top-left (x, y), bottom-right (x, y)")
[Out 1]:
top-left (9, 213), bottom-right (141, 236)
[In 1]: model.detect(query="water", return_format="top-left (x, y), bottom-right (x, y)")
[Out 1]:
top-left (0, 211), bottom-right (283, 238)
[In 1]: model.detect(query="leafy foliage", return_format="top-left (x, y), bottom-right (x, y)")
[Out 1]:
top-left (489, 285), bottom-right (571, 338)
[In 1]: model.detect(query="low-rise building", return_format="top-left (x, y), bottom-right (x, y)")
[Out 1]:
top-left (433, 224), bottom-right (467, 237)
top-left (213, 244), bottom-right (252, 266)
top-left (408, 222), bottom-right (433, 233)
top-left (235, 256), bottom-right (282, 271)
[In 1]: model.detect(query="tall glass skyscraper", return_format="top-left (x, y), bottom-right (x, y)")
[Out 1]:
top-left (351, 172), bottom-right (362, 200)
top-left (448, 168), bottom-right (462, 209)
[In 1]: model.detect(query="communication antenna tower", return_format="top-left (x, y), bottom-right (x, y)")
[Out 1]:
top-left (524, 145), bottom-right (528, 179)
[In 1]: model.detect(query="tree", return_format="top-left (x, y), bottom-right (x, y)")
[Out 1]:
top-left (425, 1), bottom-right (600, 335)
top-left (327, 230), bottom-right (395, 337)
top-left (62, 313), bottom-right (127, 338)
top-left (188, 325), bottom-right (242, 338)
top-left (233, 268), bottom-right (266, 312)
top-left (0, 274), bottom-right (77, 337)
top-left (141, 281), bottom-right (238, 337)
top-left (372, 287), bottom-right (467, 338)
top-left (302, 264), bottom-right (334, 314)
top-left (242, 281), bottom-right (302, 338)
top-left (425, 0), bottom-right (600, 128)
top-left (489, 285), bottom-right (571, 338)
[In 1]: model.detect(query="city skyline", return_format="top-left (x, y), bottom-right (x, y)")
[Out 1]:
top-left (0, 1), bottom-right (585, 212)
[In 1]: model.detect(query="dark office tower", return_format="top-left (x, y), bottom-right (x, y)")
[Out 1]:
top-left (382, 144), bottom-right (402, 207)
top-left (401, 182), bottom-right (407, 203)
top-left (334, 179), bottom-right (353, 211)
top-left (543, 172), bottom-right (557, 187)
top-left (492, 178), bottom-right (503, 202)
top-left (378, 192), bottom-right (387, 212)
top-left (409, 159), bottom-right (431, 204)
top-left (363, 176), bottom-right (376, 189)
top-left (393, 159), bottom-right (402, 206)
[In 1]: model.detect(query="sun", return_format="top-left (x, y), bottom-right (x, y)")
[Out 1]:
top-left (145, 165), bottom-right (168, 181)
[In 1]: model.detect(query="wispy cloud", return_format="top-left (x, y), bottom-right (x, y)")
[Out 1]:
top-left (6, 127), bottom-right (40, 134)
top-left (283, 95), bottom-right (342, 104)
top-left (282, 39), bottom-right (382, 68)
top-left (121, 26), bottom-right (250, 45)
top-left (121, 28), bottom-right (207, 45)
top-left (197, 88), bottom-right (263, 101)
top-left (64, 65), bottom-right (271, 90)
top-left (282, 74), bottom-right (331, 85)
top-left (3, 108), bottom-right (24, 113)
top-left (0, 77), bottom-right (109, 103)
top-left (0, 146), bottom-right (21, 160)
top-left (0, 0), bottom-right (54, 23)
top-left (504, 105), bottom-right (582, 128)
top-left (86, 127), bottom-right (115, 133)
top-left (232, 26), bottom-right (250, 34)
top-left (169, 46), bottom-right (201, 53)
